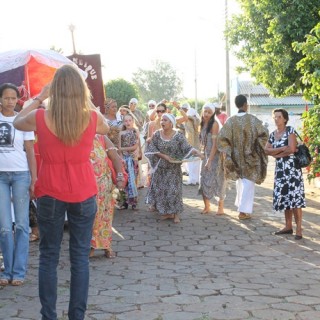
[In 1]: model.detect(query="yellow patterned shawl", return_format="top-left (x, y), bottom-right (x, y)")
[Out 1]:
top-left (217, 114), bottom-right (268, 184)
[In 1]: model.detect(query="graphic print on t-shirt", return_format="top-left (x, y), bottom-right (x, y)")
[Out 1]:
top-left (0, 120), bottom-right (15, 151)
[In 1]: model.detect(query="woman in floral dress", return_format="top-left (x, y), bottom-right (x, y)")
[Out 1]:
top-left (265, 108), bottom-right (305, 240)
top-left (90, 134), bottom-right (125, 258)
top-left (145, 113), bottom-right (203, 223)
top-left (118, 114), bottom-right (140, 210)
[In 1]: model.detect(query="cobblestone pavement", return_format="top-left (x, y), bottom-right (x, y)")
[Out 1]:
top-left (1, 160), bottom-right (320, 320)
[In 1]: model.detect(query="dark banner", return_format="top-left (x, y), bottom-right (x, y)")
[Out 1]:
top-left (67, 54), bottom-right (105, 113)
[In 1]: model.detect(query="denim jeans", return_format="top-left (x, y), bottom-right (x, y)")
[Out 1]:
top-left (0, 171), bottom-right (30, 281)
top-left (37, 195), bottom-right (97, 320)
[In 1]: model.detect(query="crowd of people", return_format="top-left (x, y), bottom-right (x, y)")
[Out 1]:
top-left (0, 64), bottom-right (307, 319)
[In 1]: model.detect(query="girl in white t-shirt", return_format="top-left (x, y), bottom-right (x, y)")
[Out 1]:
top-left (0, 83), bottom-right (36, 286)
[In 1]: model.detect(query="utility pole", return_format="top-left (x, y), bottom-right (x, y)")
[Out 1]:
top-left (225, 0), bottom-right (231, 116)
top-left (194, 49), bottom-right (198, 112)
top-left (69, 24), bottom-right (76, 54)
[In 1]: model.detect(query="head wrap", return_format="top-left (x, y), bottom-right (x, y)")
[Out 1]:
top-left (202, 102), bottom-right (216, 113)
top-left (129, 98), bottom-right (138, 104)
top-left (163, 113), bottom-right (176, 127)
top-left (148, 100), bottom-right (156, 107)
top-left (181, 102), bottom-right (190, 110)
top-left (187, 107), bottom-right (200, 119)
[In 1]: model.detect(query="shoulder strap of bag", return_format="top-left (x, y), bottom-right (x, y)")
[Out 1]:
top-left (294, 130), bottom-right (303, 142)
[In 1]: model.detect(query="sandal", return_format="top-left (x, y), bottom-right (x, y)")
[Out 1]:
top-left (11, 279), bottom-right (24, 286)
top-left (0, 279), bottom-right (10, 286)
top-left (29, 233), bottom-right (39, 242)
top-left (238, 213), bottom-right (251, 220)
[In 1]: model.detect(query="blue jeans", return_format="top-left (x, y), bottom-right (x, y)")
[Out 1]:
top-left (0, 171), bottom-right (30, 281)
top-left (37, 195), bottom-right (97, 320)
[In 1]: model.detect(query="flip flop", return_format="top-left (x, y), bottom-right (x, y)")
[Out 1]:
top-left (11, 279), bottom-right (24, 286)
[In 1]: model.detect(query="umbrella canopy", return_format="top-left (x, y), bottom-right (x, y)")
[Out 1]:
top-left (0, 49), bottom-right (86, 105)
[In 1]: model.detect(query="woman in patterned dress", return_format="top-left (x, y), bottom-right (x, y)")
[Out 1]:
top-left (265, 109), bottom-right (305, 240)
top-left (90, 134), bottom-right (125, 258)
top-left (145, 113), bottom-right (203, 223)
top-left (199, 103), bottom-right (226, 215)
top-left (118, 114), bottom-right (140, 210)
top-left (104, 98), bottom-right (122, 146)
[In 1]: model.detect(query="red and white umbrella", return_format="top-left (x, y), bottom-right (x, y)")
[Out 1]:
top-left (0, 49), bottom-right (86, 105)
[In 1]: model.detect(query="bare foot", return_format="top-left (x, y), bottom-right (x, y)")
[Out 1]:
top-left (201, 209), bottom-right (211, 214)
top-left (89, 248), bottom-right (95, 258)
top-left (104, 249), bottom-right (116, 259)
top-left (160, 214), bottom-right (174, 220)
top-left (173, 214), bottom-right (180, 224)
top-left (216, 201), bottom-right (224, 215)
top-left (216, 211), bottom-right (225, 215)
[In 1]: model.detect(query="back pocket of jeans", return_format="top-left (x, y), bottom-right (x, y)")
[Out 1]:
top-left (37, 196), bottom-right (56, 220)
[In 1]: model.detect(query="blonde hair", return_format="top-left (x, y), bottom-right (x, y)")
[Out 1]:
top-left (47, 65), bottom-right (93, 145)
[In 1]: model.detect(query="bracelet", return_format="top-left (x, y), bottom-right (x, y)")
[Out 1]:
top-left (106, 147), bottom-right (118, 152)
top-left (116, 172), bottom-right (124, 182)
top-left (33, 97), bottom-right (43, 104)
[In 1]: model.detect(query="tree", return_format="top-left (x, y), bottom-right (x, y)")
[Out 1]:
top-left (105, 78), bottom-right (139, 107)
top-left (227, 0), bottom-right (320, 96)
top-left (132, 60), bottom-right (183, 102)
top-left (293, 23), bottom-right (320, 181)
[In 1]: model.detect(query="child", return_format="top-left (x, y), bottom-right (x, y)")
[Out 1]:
top-left (199, 103), bottom-right (226, 215)
top-left (118, 114), bottom-right (140, 210)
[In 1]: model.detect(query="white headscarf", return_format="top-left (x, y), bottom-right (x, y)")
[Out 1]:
top-left (181, 102), bottom-right (190, 110)
top-left (202, 102), bottom-right (222, 130)
top-left (148, 99), bottom-right (156, 107)
top-left (202, 102), bottom-right (217, 113)
top-left (187, 107), bottom-right (200, 120)
top-left (162, 113), bottom-right (176, 127)
top-left (129, 98), bottom-right (138, 104)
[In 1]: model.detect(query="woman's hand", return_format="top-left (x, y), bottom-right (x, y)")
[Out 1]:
top-left (162, 154), bottom-right (172, 162)
top-left (37, 83), bottom-right (50, 102)
top-left (116, 180), bottom-right (126, 191)
top-left (29, 181), bottom-right (36, 200)
top-left (204, 159), bottom-right (212, 171)
top-left (172, 101), bottom-right (180, 109)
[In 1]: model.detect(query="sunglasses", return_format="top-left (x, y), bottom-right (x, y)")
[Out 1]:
top-left (149, 104), bottom-right (155, 108)
top-left (156, 110), bottom-right (165, 113)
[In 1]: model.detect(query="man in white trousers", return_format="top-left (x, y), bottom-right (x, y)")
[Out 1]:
top-left (218, 95), bottom-right (268, 220)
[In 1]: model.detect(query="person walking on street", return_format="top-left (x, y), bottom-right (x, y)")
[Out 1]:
top-left (199, 103), bottom-right (226, 215)
top-left (218, 94), bottom-right (268, 220)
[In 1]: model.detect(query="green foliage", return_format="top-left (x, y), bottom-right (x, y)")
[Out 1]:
top-left (301, 106), bottom-right (320, 181)
top-left (132, 60), bottom-right (183, 102)
top-left (105, 78), bottom-right (139, 107)
top-left (294, 23), bottom-right (320, 181)
top-left (293, 23), bottom-right (320, 104)
top-left (227, 0), bottom-right (320, 96)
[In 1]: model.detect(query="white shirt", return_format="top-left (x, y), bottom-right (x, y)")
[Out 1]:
top-left (0, 113), bottom-right (34, 171)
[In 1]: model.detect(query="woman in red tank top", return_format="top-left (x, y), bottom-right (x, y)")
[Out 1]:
top-left (13, 65), bottom-right (110, 320)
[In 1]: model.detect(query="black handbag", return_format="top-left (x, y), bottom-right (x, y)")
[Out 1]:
top-left (293, 130), bottom-right (311, 169)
